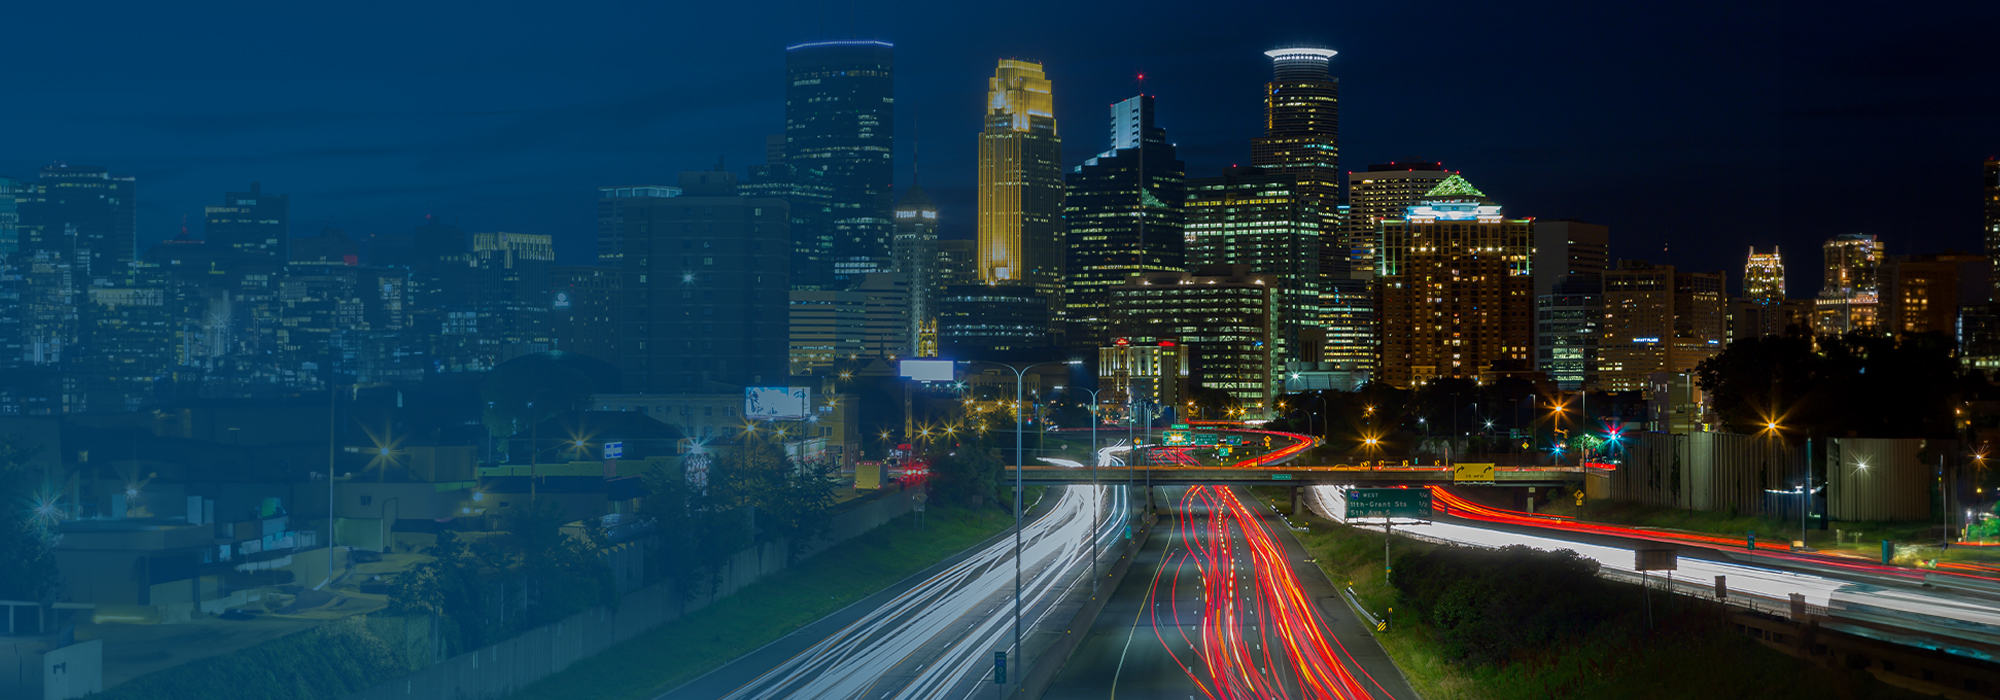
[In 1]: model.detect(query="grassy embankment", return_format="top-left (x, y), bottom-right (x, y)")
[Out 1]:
top-left (1249, 487), bottom-right (1933, 700)
top-left (505, 504), bottom-right (1013, 700)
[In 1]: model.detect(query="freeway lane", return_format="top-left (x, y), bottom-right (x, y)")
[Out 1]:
top-left (1045, 486), bottom-right (1414, 700)
top-left (1305, 486), bottom-right (2000, 658)
top-left (659, 483), bottom-right (1129, 700)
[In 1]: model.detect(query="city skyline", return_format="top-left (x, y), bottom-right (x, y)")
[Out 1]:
top-left (3, 1), bottom-right (1994, 281)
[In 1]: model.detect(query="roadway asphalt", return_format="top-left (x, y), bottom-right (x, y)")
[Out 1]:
top-left (656, 483), bottom-right (1131, 700)
top-left (1043, 486), bottom-right (1417, 700)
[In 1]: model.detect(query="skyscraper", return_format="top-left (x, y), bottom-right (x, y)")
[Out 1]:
top-left (603, 172), bottom-right (791, 392)
top-left (1814, 233), bottom-right (1882, 334)
top-left (1376, 177), bottom-right (1534, 388)
top-left (205, 182), bottom-right (290, 264)
top-left (1744, 246), bottom-right (1785, 304)
top-left (14, 164), bottom-right (136, 283)
top-left (1986, 157), bottom-right (1999, 298)
top-left (1531, 220), bottom-right (1609, 298)
top-left (977, 59), bottom-right (1064, 299)
top-left (0, 176), bottom-right (18, 256)
top-left (892, 184), bottom-right (939, 353)
top-left (1109, 265), bottom-right (1280, 416)
top-left (1600, 261), bottom-right (1725, 392)
top-left (785, 40), bottom-right (895, 288)
top-left (1186, 166), bottom-right (1320, 361)
top-left (743, 164), bottom-right (835, 290)
top-left (1250, 48), bottom-right (1345, 296)
top-left (1063, 94), bottom-right (1186, 349)
top-left (1346, 162), bottom-right (1451, 278)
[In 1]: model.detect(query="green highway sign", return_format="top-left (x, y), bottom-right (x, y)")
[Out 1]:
top-left (1170, 423), bottom-right (1191, 430)
top-left (1271, 474), bottom-right (1293, 480)
top-left (1194, 432), bottom-right (1218, 446)
top-left (1345, 488), bottom-right (1433, 520)
top-left (1163, 430), bottom-right (1192, 446)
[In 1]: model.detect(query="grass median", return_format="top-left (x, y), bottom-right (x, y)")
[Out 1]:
top-left (506, 504), bottom-right (1013, 700)
top-left (1247, 487), bottom-right (1930, 700)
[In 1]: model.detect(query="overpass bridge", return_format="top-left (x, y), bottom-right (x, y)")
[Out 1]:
top-left (1004, 464), bottom-right (1591, 488)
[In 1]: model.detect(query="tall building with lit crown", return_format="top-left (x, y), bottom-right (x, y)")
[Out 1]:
top-left (1250, 47), bottom-right (1342, 255)
top-left (1814, 233), bottom-right (1882, 334)
top-left (1375, 175), bottom-right (1533, 389)
top-left (1744, 247), bottom-right (1785, 304)
top-left (1601, 261), bottom-right (1725, 392)
top-left (785, 40), bottom-right (895, 288)
top-left (1063, 94), bottom-right (1186, 349)
top-left (977, 60), bottom-right (1065, 303)
top-left (892, 185), bottom-right (939, 353)
top-left (1186, 166), bottom-right (1320, 362)
top-left (1986, 157), bottom-right (1999, 299)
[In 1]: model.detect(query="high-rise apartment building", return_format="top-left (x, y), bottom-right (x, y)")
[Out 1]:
top-left (1600, 261), bottom-right (1725, 392)
top-left (1880, 253), bottom-right (1989, 336)
top-left (1108, 265), bottom-right (1280, 416)
top-left (603, 172), bottom-right (790, 392)
top-left (1375, 178), bottom-right (1533, 388)
top-left (788, 272), bottom-right (910, 374)
top-left (977, 59), bottom-right (1064, 299)
top-left (785, 40), bottom-right (895, 286)
top-left (15, 165), bottom-right (136, 283)
top-left (935, 239), bottom-right (978, 287)
top-left (936, 284), bottom-right (1050, 358)
top-left (550, 265), bottom-right (621, 365)
top-left (892, 185), bottom-right (939, 353)
top-left (1744, 247), bottom-right (1785, 304)
top-left (0, 176), bottom-right (19, 255)
top-left (1186, 166), bottom-right (1320, 361)
top-left (1531, 220), bottom-right (1609, 297)
top-left (1063, 94), bottom-right (1186, 349)
top-left (205, 182), bottom-right (290, 264)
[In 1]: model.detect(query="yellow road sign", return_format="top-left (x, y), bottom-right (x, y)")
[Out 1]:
top-left (1452, 462), bottom-right (1496, 482)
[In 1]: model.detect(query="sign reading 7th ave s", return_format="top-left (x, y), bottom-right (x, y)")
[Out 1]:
top-left (1345, 488), bottom-right (1433, 520)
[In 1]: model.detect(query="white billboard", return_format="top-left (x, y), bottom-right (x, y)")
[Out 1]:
top-left (745, 386), bottom-right (810, 420)
top-left (899, 359), bottom-right (955, 382)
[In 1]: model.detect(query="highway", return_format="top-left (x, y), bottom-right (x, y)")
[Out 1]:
top-left (1045, 485), bottom-right (1415, 700)
top-left (1304, 485), bottom-right (2000, 659)
top-left (657, 481), bottom-right (1129, 700)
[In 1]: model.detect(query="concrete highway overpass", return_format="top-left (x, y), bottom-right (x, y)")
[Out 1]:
top-left (1005, 465), bottom-right (1589, 488)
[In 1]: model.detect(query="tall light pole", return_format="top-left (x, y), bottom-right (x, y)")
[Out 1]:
top-left (976, 358), bottom-right (1080, 673)
top-left (1066, 385), bottom-right (1110, 588)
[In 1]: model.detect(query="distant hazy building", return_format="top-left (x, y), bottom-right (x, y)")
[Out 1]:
top-left (1880, 252), bottom-right (1989, 336)
top-left (892, 185), bottom-right (939, 353)
top-left (0, 176), bottom-right (19, 255)
top-left (1600, 261), bottom-right (1725, 392)
top-left (1531, 220), bottom-right (1609, 298)
top-left (977, 59), bottom-right (1064, 301)
top-left (15, 164), bottom-right (136, 284)
top-left (1727, 298), bottom-right (1812, 344)
top-left (1063, 94), bottom-right (1186, 349)
top-left (1185, 165), bottom-right (1320, 362)
top-left (594, 185), bottom-right (680, 264)
top-left (550, 265), bottom-right (620, 365)
top-left (1376, 175), bottom-right (1533, 389)
top-left (1108, 265), bottom-right (1280, 417)
top-left (788, 272), bottom-right (910, 374)
top-left (604, 172), bottom-right (790, 392)
top-left (934, 238), bottom-right (978, 287)
top-left (785, 40), bottom-right (895, 286)
top-left (290, 226), bottom-right (359, 264)
top-left (1814, 233), bottom-right (1883, 334)
top-left (1744, 247), bottom-right (1785, 304)
top-left (206, 182), bottom-right (290, 265)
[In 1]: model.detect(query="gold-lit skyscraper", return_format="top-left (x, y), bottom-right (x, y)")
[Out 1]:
top-left (977, 59), bottom-right (1064, 301)
top-left (1744, 246), bottom-right (1785, 305)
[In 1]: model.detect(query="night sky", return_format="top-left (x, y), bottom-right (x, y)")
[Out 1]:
top-left (6, 0), bottom-right (1995, 297)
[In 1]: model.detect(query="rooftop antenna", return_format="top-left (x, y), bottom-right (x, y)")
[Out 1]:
top-left (911, 107), bottom-right (920, 186)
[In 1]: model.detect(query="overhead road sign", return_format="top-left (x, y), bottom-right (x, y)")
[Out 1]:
top-left (1345, 488), bottom-right (1433, 520)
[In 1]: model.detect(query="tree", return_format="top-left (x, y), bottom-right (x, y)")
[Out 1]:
top-left (0, 437), bottom-right (58, 601)
top-left (1698, 330), bottom-right (1973, 439)
top-left (721, 434), bottom-right (834, 564)
top-left (931, 445), bottom-right (1002, 509)
top-left (479, 353), bottom-right (603, 452)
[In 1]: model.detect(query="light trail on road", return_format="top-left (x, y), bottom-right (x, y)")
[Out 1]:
top-left (1150, 486), bottom-right (1397, 700)
top-left (702, 485), bottom-right (1129, 700)
top-left (1304, 485), bottom-right (2000, 656)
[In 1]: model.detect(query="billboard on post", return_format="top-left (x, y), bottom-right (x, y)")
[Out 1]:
top-left (745, 387), bottom-right (810, 420)
top-left (900, 359), bottom-right (955, 382)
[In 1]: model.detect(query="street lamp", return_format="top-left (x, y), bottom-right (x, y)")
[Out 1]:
top-left (1064, 385), bottom-right (1111, 589)
top-left (971, 358), bottom-right (1081, 673)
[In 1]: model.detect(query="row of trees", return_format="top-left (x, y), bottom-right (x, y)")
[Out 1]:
top-left (0, 437), bottom-right (59, 602)
top-left (637, 434), bottom-right (838, 610)
top-left (384, 501), bottom-right (618, 654)
top-left (1696, 329), bottom-right (1992, 439)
